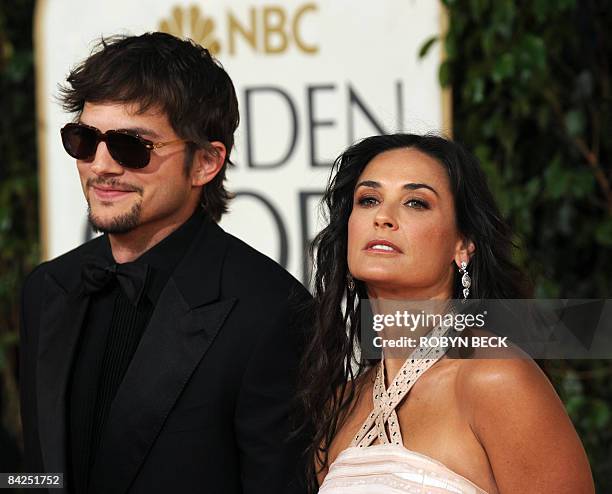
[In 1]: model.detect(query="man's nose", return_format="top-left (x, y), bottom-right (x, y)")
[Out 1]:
top-left (88, 141), bottom-right (124, 175)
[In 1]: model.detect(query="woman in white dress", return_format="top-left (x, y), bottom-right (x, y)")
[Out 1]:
top-left (299, 134), bottom-right (594, 493)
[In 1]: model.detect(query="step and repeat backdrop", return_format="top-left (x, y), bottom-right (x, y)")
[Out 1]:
top-left (35, 0), bottom-right (448, 283)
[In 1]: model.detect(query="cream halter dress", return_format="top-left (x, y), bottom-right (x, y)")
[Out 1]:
top-left (318, 322), bottom-right (489, 494)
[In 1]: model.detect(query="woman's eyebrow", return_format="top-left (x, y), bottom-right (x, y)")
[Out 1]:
top-left (355, 180), bottom-right (438, 197)
top-left (355, 180), bottom-right (380, 189)
top-left (403, 182), bottom-right (438, 196)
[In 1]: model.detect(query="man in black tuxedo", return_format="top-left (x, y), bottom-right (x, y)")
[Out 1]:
top-left (20, 32), bottom-right (311, 494)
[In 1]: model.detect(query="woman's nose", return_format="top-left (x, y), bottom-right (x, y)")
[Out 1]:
top-left (374, 206), bottom-right (398, 230)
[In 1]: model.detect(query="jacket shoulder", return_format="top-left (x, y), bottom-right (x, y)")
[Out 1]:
top-left (222, 231), bottom-right (310, 298)
top-left (23, 236), bottom-right (107, 293)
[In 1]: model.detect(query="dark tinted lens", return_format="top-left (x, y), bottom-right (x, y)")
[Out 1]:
top-left (106, 132), bottom-right (150, 169)
top-left (61, 124), bottom-right (98, 159)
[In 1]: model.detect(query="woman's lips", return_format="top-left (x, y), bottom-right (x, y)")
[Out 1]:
top-left (364, 239), bottom-right (403, 253)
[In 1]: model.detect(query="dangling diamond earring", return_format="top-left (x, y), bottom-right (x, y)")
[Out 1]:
top-left (347, 273), bottom-right (355, 292)
top-left (459, 261), bottom-right (471, 301)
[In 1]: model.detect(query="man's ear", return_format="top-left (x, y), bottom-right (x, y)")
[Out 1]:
top-left (191, 141), bottom-right (227, 186)
top-left (453, 235), bottom-right (476, 267)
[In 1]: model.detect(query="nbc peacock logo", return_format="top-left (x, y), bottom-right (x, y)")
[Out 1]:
top-left (159, 3), bottom-right (318, 56)
top-left (159, 5), bottom-right (221, 55)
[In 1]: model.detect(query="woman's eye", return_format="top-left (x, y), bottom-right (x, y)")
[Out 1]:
top-left (357, 196), bottom-right (379, 207)
top-left (405, 199), bottom-right (428, 209)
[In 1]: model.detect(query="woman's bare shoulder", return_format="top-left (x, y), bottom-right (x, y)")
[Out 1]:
top-left (454, 350), bottom-right (594, 493)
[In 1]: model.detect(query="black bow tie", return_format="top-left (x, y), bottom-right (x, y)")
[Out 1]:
top-left (81, 254), bottom-right (150, 306)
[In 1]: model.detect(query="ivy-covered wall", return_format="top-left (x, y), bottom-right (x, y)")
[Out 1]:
top-left (0, 0), bottom-right (610, 490)
top-left (0, 0), bottom-right (39, 478)
top-left (426, 0), bottom-right (611, 490)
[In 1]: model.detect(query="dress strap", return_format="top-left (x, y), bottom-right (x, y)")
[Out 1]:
top-left (350, 322), bottom-right (451, 448)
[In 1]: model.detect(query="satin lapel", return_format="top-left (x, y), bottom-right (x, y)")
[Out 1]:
top-left (89, 278), bottom-right (236, 494)
top-left (36, 272), bottom-right (89, 487)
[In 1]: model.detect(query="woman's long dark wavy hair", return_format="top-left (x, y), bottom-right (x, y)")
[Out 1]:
top-left (297, 133), bottom-right (532, 491)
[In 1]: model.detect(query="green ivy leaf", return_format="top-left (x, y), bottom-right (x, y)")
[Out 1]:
top-left (544, 157), bottom-right (571, 200)
top-left (439, 60), bottom-right (451, 87)
top-left (481, 29), bottom-right (495, 56)
top-left (492, 53), bottom-right (515, 82)
top-left (520, 35), bottom-right (546, 71)
top-left (469, 0), bottom-right (489, 19)
top-left (533, 0), bottom-right (550, 22)
top-left (590, 399), bottom-right (611, 430)
top-left (470, 77), bottom-right (485, 103)
top-left (565, 395), bottom-right (586, 418)
top-left (561, 369), bottom-right (583, 395)
top-left (419, 35), bottom-right (439, 59)
top-left (571, 171), bottom-right (595, 199)
top-left (524, 177), bottom-right (542, 201)
top-left (564, 109), bottom-right (585, 137)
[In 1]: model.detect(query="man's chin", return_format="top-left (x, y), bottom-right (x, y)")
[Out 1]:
top-left (87, 202), bottom-right (142, 234)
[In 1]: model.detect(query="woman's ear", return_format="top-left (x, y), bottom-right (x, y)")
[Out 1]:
top-left (191, 141), bottom-right (227, 187)
top-left (453, 236), bottom-right (476, 268)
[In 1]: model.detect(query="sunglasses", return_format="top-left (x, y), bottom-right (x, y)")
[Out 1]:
top-left (60, 122), bottom-right (191, 169)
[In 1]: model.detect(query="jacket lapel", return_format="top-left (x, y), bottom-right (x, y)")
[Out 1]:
top-left (36, 274), bottom-right (89, 487)
top-left (35, 236), bottom-right (110, 487)
top-left (89, 220), bottom-right (235, 494)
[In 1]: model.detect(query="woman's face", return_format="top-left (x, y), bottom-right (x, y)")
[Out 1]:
top-left (347, 147), bottom-right (473, 299)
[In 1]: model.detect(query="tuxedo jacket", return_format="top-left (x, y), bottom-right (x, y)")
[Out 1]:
top-left (19, 218), bottom-right (313, 494)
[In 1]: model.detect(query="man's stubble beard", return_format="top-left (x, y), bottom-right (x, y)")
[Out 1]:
top-left (87, 200), bottom-right (143, 234)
